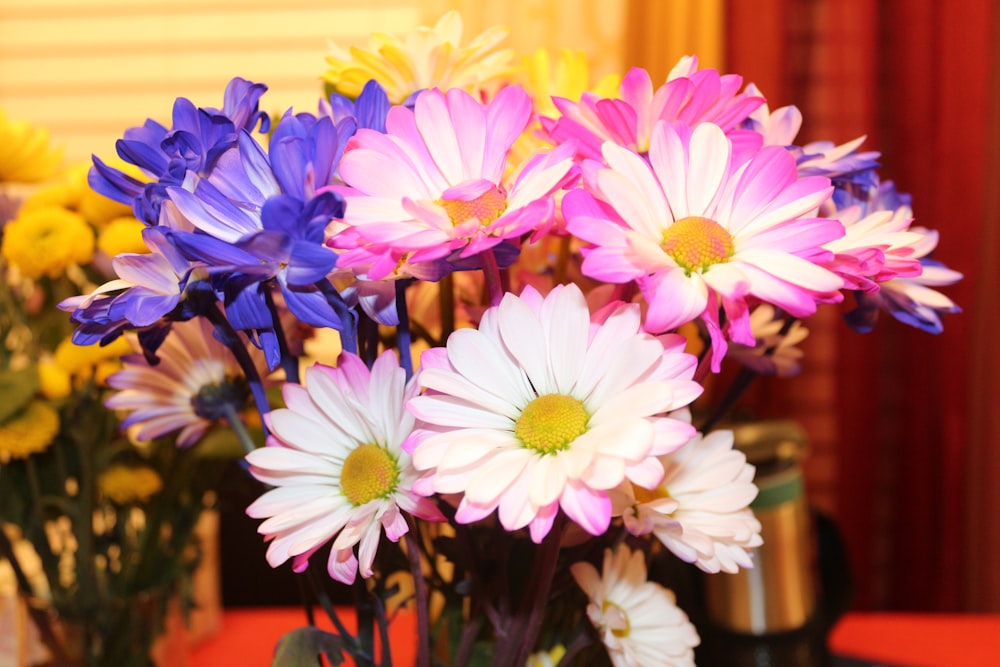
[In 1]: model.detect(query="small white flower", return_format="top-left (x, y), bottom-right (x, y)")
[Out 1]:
top-left (572, 545), bottom-right (699, 667)
top-left (622, 430), bottom-right (763, 573)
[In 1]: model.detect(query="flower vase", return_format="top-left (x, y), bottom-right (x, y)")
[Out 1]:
top-left (22, 586), bottom-right (188, 667)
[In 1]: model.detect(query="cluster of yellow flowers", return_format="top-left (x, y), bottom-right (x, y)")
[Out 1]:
top-left (0, 111), bottom-right (148, 463)
top-left (1, 163), bottom-right (146, 281)
top-left (0, 109), bottom-right (63, 184)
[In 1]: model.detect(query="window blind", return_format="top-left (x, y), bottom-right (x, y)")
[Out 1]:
top-left (0, 0), bottom-right (422, 164)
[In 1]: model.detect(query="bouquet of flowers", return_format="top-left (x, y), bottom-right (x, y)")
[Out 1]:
top-left (48, 10), bottom-right (960, 667)
top-left (0, 121), bottom-right (227, 665)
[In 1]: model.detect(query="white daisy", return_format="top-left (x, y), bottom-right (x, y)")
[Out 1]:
top-left (246, 351), bottom-right (442, 585)
top-left (405, 283), bottom-right (702, 543)
top-left (622, 430), bottom-right (762, 574)
top-left (571, 545), bottom-right (699, 667)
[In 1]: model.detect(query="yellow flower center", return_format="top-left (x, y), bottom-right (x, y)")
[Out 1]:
top-left (340, 444), bottom-right (400, 506)
top-left (632, 483), bottom-right (671, 506)
top-left (438, 185), bottom-right (507, 227)
top-left (601, 600), bottom-right (631, 638)
top-left (661, 215), bottom-right (735, 274)
top-left (515, 394), bottom-right (589, 455)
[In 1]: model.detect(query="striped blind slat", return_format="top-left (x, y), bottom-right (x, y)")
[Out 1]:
top-left (0, 0), bottom-right (422, 165)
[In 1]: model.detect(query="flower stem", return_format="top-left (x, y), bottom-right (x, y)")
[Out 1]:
top-left (698, 316), bottom-right (799, 432)
top-left (404, 515), bottom-right (431, 667)
top-left (554, 234), bottom-right (572, 285)
top-left (395, 280), bottom-right (414, 380)
top-left (203, 305), bottom-right (271, 435)
top-left (221, 402), bottom-right (259, 455)
top-left (305, 567), bottom-right (361, 655)
top-left (495, 515), bottom-right (567, 667)
top-left (481, 249), bottom-right (505, 307)
top-left (438, 273), bottom-right (455, 344)
top-left (263, 288), bottom-right (299, 384)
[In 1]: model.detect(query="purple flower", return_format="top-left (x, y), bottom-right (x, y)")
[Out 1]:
top-left (321, 79), bottom-right (391, 134)
top-left (58, 227), bottom-right (214, 358)
top-left (88, 77), bottom-right (270, 225)
top-left (161, 111), bottom-right (357, 366)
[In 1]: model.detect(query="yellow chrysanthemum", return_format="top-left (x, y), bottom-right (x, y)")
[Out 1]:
top-left (0, 400), bottom-right (59, 460)
top-left (1, 206), bottom-right (94, 279)
top-left (508, 48), bottom-right (622, 169)
top-left (37, 358), bottom-right (72, 400)
top-left (53, 335), bottom-right (132, 379)
top-left (18, 179), bottom-right (79, 212)
top-left (522, 48), bottom-right (621, 117)
top-left (99, 464), bottom-right (164, 504)
top-left (97, 216), bottom-right (148, 256)
top-left (0, 110), bottom-right (63, 183)
top-left (20, 162), bottom-right (133, 228)
top-left (323, 10), bottom-right (516, 104)
top-left (74, 162), bottom-right (136, 227)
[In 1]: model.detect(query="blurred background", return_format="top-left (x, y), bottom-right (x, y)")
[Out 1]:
top-left (1, 0), bottom-right (995, 613)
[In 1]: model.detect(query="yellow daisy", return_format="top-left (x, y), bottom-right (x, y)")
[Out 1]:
top-left (0, 400), bottom-right (60, 460)
top-left (98, 464), bottom-right (164, 504)
top-left (1, 205), bottom-right (94, 279)
top-left (323, 10), bottom-right (516, 104)
top-left (0, 110), bottom-right (63, 183)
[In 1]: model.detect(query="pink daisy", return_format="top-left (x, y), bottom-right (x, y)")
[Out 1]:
top-left (541, 56), bottom-right (765, 160)
top-left (822, 203), bottom-right (924, 293)
top-left (104, 317), bottom-right (264, 447)
top-left (562, 120), bottom-right (845, 369)
top-left (245, 352), bottom-right (443, 585)
top-left (326, 85), bottom-right (577, 280)
top-left (404, 283), bottom-right (702, 543)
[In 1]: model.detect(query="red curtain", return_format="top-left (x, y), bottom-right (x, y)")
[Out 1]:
top-left (725, 0), bottom-right (995, 610)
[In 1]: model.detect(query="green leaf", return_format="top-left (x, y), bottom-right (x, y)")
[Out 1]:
top-left (270, 627), bottom-right (348, 667)
top-left (0, 366), bottom-right (39, 423)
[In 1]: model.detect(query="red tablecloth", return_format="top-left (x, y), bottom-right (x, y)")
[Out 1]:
top-left (188, 608), bottom-right (1000, 667)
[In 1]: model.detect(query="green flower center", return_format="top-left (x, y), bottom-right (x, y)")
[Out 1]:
top-left (438, 185), bottom-right (507, 227)
top-left (515, 394), bottom-right (589, 455)
top-left (661, 215), bottom-right (735, 274)
top-left (340, 444), bottom-right (400, 506)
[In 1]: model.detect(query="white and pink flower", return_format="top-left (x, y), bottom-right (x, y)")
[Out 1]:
top-left (246, 352), bottom-right (443, 585)
top-left (404, 283), bottom-right (702, 542)
top-left (542, 56), bottom-right (764, 160)
top-left (563, 120), bottom-right (845, 369)
top-left (327, 85), bottom-right (576, 280)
